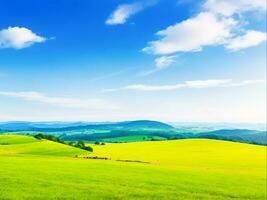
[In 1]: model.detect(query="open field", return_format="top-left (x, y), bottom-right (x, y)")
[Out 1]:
top-left (0, 135), bottom-right (266, 200)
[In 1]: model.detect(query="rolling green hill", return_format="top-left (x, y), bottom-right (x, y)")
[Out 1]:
top-left (0, 134), bottom-right (38, 145)
top-left (0, 135), bottom-right (88, 156)
top-left (0, 135), bottom-right (266, 200)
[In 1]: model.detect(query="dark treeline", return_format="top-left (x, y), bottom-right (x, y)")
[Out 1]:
top-left (34, 133), bottom-right (93, 152)
top-left (61, 130), bottom-right (177, 141)
top-left (60, 129), bottom-right (267, 146)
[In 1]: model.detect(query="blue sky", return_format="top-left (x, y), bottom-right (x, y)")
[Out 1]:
top-left (0, 0), bottom-right (266, 122)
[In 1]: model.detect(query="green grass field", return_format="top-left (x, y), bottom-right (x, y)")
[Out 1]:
top-left (100, 135), bottom-right (166, 142)
top-left (0, 135), bottom-right (88, 156)
top-left (0, 135), bottom-right (266, 200)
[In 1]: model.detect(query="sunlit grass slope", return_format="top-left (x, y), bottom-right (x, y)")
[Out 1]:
top-left (0, 135), bottom-right (266, 200)
top-left (0, 134), bottom-right (88, 156)
top-left (0, 134), bottom-right (38, 144)
top-left (91, 139), bottom-right (266, 174)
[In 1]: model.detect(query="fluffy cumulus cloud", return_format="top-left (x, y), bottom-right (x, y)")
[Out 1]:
top-left (226, 30), bottom-right (267, 51)
top-left (143, 12), bottom-right (237, 54)
top-left (143, 0), bottom-right (266, 55)
top-left (104, 79), bottom-right (266, 92)
top-left (0, 27), bottom-right (46, 49)
top-left (0, 91), bottom-right (116, 110)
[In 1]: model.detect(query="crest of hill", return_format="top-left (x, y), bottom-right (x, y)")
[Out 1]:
top-left (0, 135), bottom-right (88, 156)
top-left (117, 120), bottom-right (173, 129)
top-left (0, 120), bottom-right (173, 132)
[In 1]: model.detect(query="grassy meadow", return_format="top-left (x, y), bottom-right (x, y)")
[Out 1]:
top-left (0, 135), bottom-right (266, 200)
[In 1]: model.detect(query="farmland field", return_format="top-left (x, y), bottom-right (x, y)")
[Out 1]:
top-left (0, 135), bottom-right (266, 200)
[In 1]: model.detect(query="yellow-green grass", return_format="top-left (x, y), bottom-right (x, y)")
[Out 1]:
top-left (91, 139), bottom-right (266, 174)
top-left (0, 134), bottom-right (88, 156)
top-left (0, 135), bottom-right (266, 200)
top-left (0, 134), bottom-right (38, 144)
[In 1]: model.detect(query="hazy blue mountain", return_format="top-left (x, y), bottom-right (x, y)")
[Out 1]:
top-left (0, 120), bottom-right (173, 132)
top-left (0, 122), bottom-right (33, 131)
top-left (117, 120), bottom-right (173, 129)
top-left (170, 122), bottom-right (267, 131)
top-left (194, 129), bottom-right (267, 145)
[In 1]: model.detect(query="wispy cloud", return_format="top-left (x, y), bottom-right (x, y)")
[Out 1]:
top-left (106, 3), bottom-right (142, 25)
top-left (0, 91), bottom-right (116, 109)
top-left (0, 27), bottom-right (46, 49)
top-left (104, 79), bottom-right (266, 92)
top-left (138, 55), bottom-right (177, 76)
top-left (143, 0), bottom-right (266, 55)
top-left (106, 0), bottom-right (158, 25)
top-left (155, 55), bottom-right (176, 69)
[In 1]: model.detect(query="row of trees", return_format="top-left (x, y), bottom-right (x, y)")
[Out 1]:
top-left (34, 133), bottom-right (93, 152)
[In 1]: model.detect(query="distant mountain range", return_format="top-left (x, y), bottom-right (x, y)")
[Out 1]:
top-left (0, 120), bottom-right (266, 145)
top-left (170, 122), bottom-right (267, 131)
top-left (194, 129), bottom-right (267, 145)
top-left (0, 120), bottom-right (173, 131)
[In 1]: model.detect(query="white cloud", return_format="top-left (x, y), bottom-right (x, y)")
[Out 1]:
top-left (106, 3), bottom-right (143, 25)
top-left (226, 30), bottom-right (266, 51)
top-left (0, 27), bottom-right (46, 49)
top-left (0, 91), bottom-right (116, 110)
top-left (104, 79), bottom-right (266, 92)
top-left (185, 79), bottom-right (232, 88)
top-left (204, 0), bottom-right (267, 16)
top-left (143, 12), bottom-right (237, 54)
top-left (106, 1), bottom-right (158, 25)
top-left (155, 55), bottom-right (176, 69)
top-left (139, 55), bottom-right (177, 76)
top-left (143, 0), bottom-right (266, 55)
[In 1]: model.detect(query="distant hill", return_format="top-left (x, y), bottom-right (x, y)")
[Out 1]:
top-left (1, 121), bottom-right (266, 146)
top-left (116, 120), bottom-right (173, 129)
top-left (194, 129), bottom-right (267, 145)
top-left (0, 122), bottom-right (34, 131)
top-left (197, 129), bottom-right (262, 136)
top-left (0, 120), bottom-right (173, 132)
top-left (170, 122), bottom-right (267, 131)
top-left (0, 121), bottom-right (94, 131)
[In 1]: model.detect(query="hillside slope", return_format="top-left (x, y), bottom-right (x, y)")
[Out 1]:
top-left (0, 137), bottom-right (266, 200)
top-left (0, 135), bottom-right (88, 156)
top-left (91, 139), bottom-right (266, 171)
